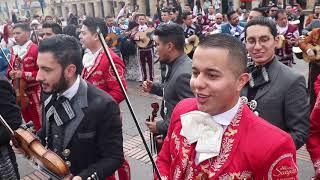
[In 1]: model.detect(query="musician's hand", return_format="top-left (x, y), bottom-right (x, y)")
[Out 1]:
top-left (105, 36), bottom-right (111, 41)
top-left (72, 176), bottom-right (82, 180)
top-left (62, 175), bottom-right (73, 180)
top-left (307, 49), bottom-right (316, 59)
top-left (9, 70), bottom-right (15, 79)
top-left (146, 121), bottom-right (158, 134)
top-left (187, 35), bottom-right (196, 43)
top-left (15, 70), bottom-right (22, 78)
top-left (134, 36), bottom-right (140, 41)
top-left (142, 80), bottom-right (153, 93)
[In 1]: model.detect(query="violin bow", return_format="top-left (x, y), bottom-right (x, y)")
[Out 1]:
top-left (0, 114), bottom-right (15, 135)
top-left (96, 27), bottom-right (162, 180)
top-left (0, 47), bottom-right (14, 70)
top-left (32, 26), bottom-right (40, 46)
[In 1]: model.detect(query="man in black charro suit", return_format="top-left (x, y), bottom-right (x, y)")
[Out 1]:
top-left (36, 35), bottom-right (123, 179)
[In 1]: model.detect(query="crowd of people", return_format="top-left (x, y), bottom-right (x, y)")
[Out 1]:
top-left (0, 0), bottom-right (320, 179)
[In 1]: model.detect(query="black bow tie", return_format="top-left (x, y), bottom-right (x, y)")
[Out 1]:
top-left (248, 65), bottom-right (270, 88)
top-left (45, 94), bottom-right (75, 126)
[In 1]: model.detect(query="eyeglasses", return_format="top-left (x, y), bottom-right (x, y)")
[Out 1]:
top-left (246, 36), bottom-right (273, 47)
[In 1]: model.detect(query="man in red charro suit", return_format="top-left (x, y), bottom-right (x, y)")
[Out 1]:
top-left (7, 23), bottom-right (41, 131)
top-left (80, 17), bottom-right (126, 104)
top-left (79, 17), bottom-right (129, 180)
top-left (307, 74), bottom-right (320, 179)
top-left (156, 34), bottom-right (298, 179)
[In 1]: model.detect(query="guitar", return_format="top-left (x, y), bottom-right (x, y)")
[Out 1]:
top-left (302, 45), bottom-right (320, 62)
top-left (134, 28), bottom-right (155, 48)
top-left (105, 33), bottom-right (119, 47)
top-left (184, 35), bottom-right (199, 54)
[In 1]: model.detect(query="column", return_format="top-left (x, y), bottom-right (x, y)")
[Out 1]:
top-left (86, 2), bottom-right (93, 17)
top-left (77, 3), bottom-right (82, 16)
top-left (71, 4), bottom-right (77, 15)
top-left (94, 1), bottom-right (101, 18)
top-left (137, 0), bottom-right (146, 14)
top-left (79, 3), bottom-right (85, 16)
top-left (233, 0), bottom-right (240, 10)
top-left (62, 5), bottom-right (69, 21)
top-left (307, 0), bottom-right (316, 9)
top-left (103, 0), bottom-right (109, 17)
top-left (149, 0), bottom-right (157, 17)
top-left (57, 5), bottom-right (63, 17)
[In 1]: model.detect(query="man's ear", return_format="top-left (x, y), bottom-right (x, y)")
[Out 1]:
top-left (64, 64), bottom-right (77, 79)
top-left (94, 33), bottom-right (99, 41)
top-left (237, 73), bottom-right (250, 92)
top-left (167, 42), bottom-right (174, 51)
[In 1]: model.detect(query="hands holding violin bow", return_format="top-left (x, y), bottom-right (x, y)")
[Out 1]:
top-left (0, 115), bottom-right (76, 180)
top-left (8, 70), bottom-right (23, 79)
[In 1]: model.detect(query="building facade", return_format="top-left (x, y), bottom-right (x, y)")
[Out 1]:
top-left (0, 0), bottom-right (317, 21)
top-left (0, 0), bottom-right (46, 20)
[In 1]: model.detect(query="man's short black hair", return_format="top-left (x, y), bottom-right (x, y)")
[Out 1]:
top-left (170, 8), bottom-right (176, 13)
top-left (275, 9), bottom-right (286, 20)
top-left (62, 25), bottom-right (78, 39)
top-left (42, 22), bottom-right (63, 35)
top-left (198, 33), bottom-right (247, 77)
top-left (105, 15), bottom-right (113, 20)
top-left (82, 16), bottom-right (107, 37)
top-left (251, 7), bottom-right (268, 17)
top-left (244, 16), bottom-right (277, 38)
top-left (313, 3), bottom-right (320, 13)
top-left (227, 10), bottom-right (237, 21)
top-left (38, 34), bottom-right (82, 75)
top-left (269, 4), bottom-right (278, 8)
top-left (154, 23), bottom-right (185, 51)
top-left (13, 23), bottom-right (31, 32)
top-left (182, 12), bottom-right (192, 20)
top-left (136, 13), bottom-right (146, 18)
top-left (33, 14), bottom-right (40, 19)
top-left (161, 7), bottom-right (170, 13)
top-left (118, 15), bottom-right (125, 20)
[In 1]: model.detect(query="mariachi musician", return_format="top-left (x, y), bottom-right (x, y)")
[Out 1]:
top-left (105, 16), bottom-right (123, 58)
top-left (7, 23), bottom-right (41, 131)
top-left (307, 74), bottom-right (320, 179)
top-left (36, 35), bottom-right (124, 179)
top-left (299, 28), bottom-right (320, 109)
top-left (79, 17), bottom-right (130, 180)
top-left (275, 9), bottom-right (300, 67)
top-left (182, 12), bottom-right (202, 58)
top-left (156, 33), bottom-right (298, 180)
top-left (80, 17), bottom-right (126, 104)
top-left (144, 23), bottom-right (194, 142)
top-left (130, 13), bottom-right (155, 82)
top-left (0, 74), bottom-right (22, 179)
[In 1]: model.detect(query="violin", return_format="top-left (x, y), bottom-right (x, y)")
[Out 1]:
top-left (0, 114), bottom-right (72, 180)
top-left (146, 103), bottom-right (158, 155)
top-left (11, 54), bottom-right (30, 110)
top-left (146, 103), bottom-right (164, 154)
